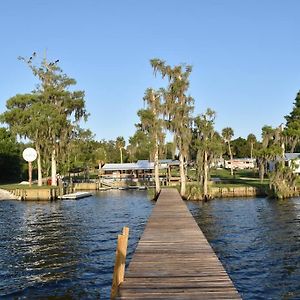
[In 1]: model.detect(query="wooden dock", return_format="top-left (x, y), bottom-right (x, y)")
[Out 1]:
top-left (117, 188), bottom-right (241, 299)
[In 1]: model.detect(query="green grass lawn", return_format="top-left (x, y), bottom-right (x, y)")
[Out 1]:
top-left (0, 183), bottom-right (58, 190)
top-left (187, 168), bottom-right (270, 189)
top-left (211, 169), bottom-right (269, 189)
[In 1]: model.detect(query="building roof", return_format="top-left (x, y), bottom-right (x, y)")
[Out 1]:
top-left (102, 159), bottom-right (180, 171)
top-left (102, 163), bottom-right (138, 171)
top-left (137, 160), bottom-right (154, 170)
top-left (285, 153), bottom-right (300, 160)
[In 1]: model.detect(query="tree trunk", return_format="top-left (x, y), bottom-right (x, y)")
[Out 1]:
top-left (281, 140), bottom-right (285, 168)
top-left (228, 142), bottom-right (233, 176)
top-left (28, 161), bottom-right (32, 186)
top-left (259, 160), bottom-right (264, 182)
top-left (120, 148), bottom-right (123, 164)
top-left (154, 140), bottom-right (160, 196)
top-left (36, 147), bottom-right (42, 186)
top-left (250, 143), bottom-right (253, 160)
top-left (203, 150), bottom-right (208, 198)
top-left (179, 153), bottom-right (186, 197)
top-left (51, 147), bottom-right (57, 186)
top-left (35, 132), bottom-right (43, 186)
top-left (291, 139), bottom-right (297, 153)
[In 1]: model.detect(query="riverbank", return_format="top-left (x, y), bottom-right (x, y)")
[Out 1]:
top-left (181, 184), bottom-right (268, 201)
top-left (0, 182), bottom-right (102, 200)
top-left (185, 168), bottom-right (298, 200)
top-left (0, 188), bottom-right (18, 200)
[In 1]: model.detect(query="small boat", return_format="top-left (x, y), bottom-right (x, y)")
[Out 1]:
top-left (98, 187), bottom-right (111, 191)
top-left (59, 192), bottom-right (92, 200)
top-left (138, 186), bottom-right (147, 190)
top-left (128, 186), bottom-right (138, 190)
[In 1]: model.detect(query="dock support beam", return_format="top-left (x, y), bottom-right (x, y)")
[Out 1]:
top-left (111, 226), bottom-right (129, 299)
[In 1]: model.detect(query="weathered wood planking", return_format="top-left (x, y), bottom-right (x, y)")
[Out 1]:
top-left (117, 189), bottom-right (241, 299)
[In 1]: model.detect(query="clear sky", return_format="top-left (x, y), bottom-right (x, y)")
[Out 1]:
top-left (0, 0), bottom-right (300, 142)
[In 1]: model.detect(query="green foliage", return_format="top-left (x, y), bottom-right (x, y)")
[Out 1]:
top-left (128, 130), bottom-right (151, 161)
top-left (116, 136), bottom-right (126, 163)
top-left (231, 137), bottom-right (248, 158)
top-left (191, 109), bottom-right (223, 194)
top-left (165, 142), bottom-right (175, 159)
top-left (185, 183), bottom-right (203, 200)
top-left (222, 127), bottom-right (234, 142)
top-left (64, 128), bottom-right (95, 172)
top-left (1, 53), bottom-right (89, 182)
top-left (137, 88), bottom-right (165, 160)
top-left (285, 91), bottom-right (300, 152)
top-left (0, 128), bottom-right (22, 182)
top-left (150, 58), bottom-right (194, 196)
top-left (246, 133), bottom-right (257, 159)
top-left (269, 165), bottom-right (297, 199)
top-left (255, 125), bottom-right (284, 182)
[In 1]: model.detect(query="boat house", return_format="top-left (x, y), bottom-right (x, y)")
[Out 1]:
top-left (101, 159), bottom-right (180, 182)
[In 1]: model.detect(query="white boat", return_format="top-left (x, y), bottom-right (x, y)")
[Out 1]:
top-left (138, 186), bottom-right (147, 190)
top-left (59, 192), bottom-right (92, 200)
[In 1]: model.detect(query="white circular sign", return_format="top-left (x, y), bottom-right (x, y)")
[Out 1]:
top-left (23, 147), bottom-right (37, 162)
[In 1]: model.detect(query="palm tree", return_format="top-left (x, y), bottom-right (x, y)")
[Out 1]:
top-left (116, 136), bottom-right (125, 163)
top-left (247, 133), bottom-right (257, 159)
top-left (222, 127), bottom-right (234, 176)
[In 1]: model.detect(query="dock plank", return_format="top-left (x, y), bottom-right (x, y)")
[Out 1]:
top-left (117, 189), bottom-right (240, 299)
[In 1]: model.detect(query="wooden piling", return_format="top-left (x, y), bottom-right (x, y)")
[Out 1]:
top-left (111, 226), bottom-right (129, 299)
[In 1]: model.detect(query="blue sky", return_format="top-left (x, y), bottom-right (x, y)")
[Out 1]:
top-left (0, 0), bottom-right (300, 142)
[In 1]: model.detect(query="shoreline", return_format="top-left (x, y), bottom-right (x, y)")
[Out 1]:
top-left (0, 188), bottom-right (18, 200)
top-left (1, 185), bottom-right (299, 201)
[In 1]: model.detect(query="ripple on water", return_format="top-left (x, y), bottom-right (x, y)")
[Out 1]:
top-left (188, 197), bottom-right (300, 300)
top-left (0, 190), bottom-right (154, 299)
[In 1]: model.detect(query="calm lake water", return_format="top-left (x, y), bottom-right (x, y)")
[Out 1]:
top-left (1, 192), bottom-right (300, 299)
top-left (188, 197), bottom-right (300, 300)
top-left (0, 190), bottom-right (154, 299)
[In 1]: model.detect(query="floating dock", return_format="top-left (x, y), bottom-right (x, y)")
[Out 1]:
top-left (59, 192), bottom-right (92, 200)
top-left (117, 188), bottom-right (240, 299)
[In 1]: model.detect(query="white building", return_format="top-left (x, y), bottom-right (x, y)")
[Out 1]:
top-left (269, 153), bottom-right (300, 174)
top-left (224, 158), bottom-right (256, 170)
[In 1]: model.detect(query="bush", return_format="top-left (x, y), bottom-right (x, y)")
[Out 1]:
top-left (185, 183), bottom-right (203, 200)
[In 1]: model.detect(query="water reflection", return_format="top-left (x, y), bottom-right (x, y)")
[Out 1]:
top-left (0, 190), bottom-right (154, 299)
top-left (188, 197), bottom-right (300, 300)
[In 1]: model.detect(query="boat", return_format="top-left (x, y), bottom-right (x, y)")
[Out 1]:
top-left (59, 192), bottom-right (92, 200)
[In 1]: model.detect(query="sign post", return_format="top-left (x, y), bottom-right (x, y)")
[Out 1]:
top-left (22, 148), bottom-right (37, 186)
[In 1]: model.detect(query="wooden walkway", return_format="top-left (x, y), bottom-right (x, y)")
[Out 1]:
top-left (117, 188), bottom-right (241, 299)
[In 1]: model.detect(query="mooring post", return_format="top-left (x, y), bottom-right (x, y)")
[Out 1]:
top-left (110, 226), bottom-right (129, 299)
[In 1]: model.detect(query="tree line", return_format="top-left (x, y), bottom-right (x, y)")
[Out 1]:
top-left (1, 54), bottom-right (300, 198)
top-left (135, 59), bottom-right (300, 199)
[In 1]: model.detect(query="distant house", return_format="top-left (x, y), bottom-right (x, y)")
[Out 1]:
top-left (268, 153), bottom-right (300, 174)
top-left (224, 158), bottom-right (256, 170)
top-left (210, 158), bottom-right (225, 168)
